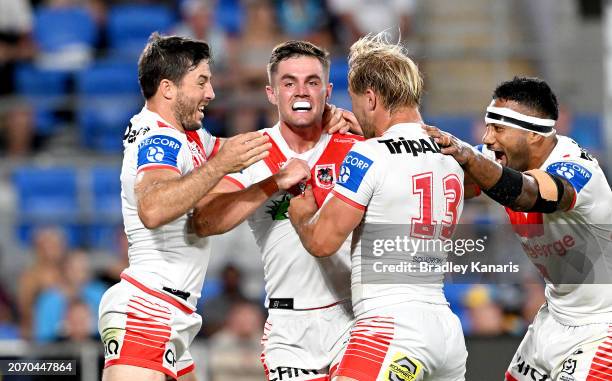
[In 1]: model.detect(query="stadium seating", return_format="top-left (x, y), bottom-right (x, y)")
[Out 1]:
top-left (12, 166), bottom-right (81, 246)
top-left (33, 6), bottom-right (97, 54)
top-left (14, 65), bottom-right (71, 136)
top-left (33, 6), bottom-right (97, 70)
top-left (88, 166), bottom-right (123, 250)
top-left (107, 4), bottom-right (176, 58)
top-left (76, 61), bottom-right (142, 152)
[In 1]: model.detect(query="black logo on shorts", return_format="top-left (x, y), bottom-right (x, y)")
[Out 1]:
top-left (104, 339), bottom-right (119, 356)
top-left (165, 349), bottom-right (176, 367)
top-left (269, 367), bottom-right (320, 381)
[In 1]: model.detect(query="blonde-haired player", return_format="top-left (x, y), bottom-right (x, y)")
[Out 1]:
top-left (289, 34), bottom-right (468, 381)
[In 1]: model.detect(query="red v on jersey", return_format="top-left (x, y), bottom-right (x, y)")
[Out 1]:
top-left (185, 130), bottom-right (206, 168)
top-left (263, 132), bottom-right (363, 207)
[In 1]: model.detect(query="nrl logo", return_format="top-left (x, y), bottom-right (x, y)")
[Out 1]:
top-left (315, 164), bottom-right (335, 189)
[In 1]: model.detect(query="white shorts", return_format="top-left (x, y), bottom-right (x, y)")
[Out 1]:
top-left (98, 274), bottom-right (202, 380)
top-left (261, 301), bottom-right (354, 381)
top-left (506, 305), bottom-right (612, 381)
top-left (336, 301), bottom-right (467, 381)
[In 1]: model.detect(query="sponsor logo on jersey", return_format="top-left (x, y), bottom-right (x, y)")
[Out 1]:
top-left (385, 352), bottom-right (422, 381)
top-left (378, 137), bottom-right (441, 156)
top-left (137, 135), bottom-right (182, 168)
top-left (546, 161), bottom-right (592, 193)
top-left (337, 151), bottom-right (373, 192)
top-left (513, 355), bottom-right (550, 381)
top-left (315, 164), bottom-right (335, 189)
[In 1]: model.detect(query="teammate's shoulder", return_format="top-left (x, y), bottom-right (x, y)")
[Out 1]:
top-left (330, 132), bottom-right (365, 144)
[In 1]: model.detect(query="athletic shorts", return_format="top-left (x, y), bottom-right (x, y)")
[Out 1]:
top-left (261, 301), bottom-right (354, 381)
top-left (98, 274), bottom-right (202, 380)
top-left (506, 305), bottom-right (612, 381)
top-left (335, 301), bottom-right (467, 381)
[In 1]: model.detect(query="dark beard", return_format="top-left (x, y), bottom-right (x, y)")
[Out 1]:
top-left (174, 94), bottom-right (202, 131)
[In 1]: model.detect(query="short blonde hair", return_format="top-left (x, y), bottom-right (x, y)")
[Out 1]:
top-left (348, 33), bottom-right (423, 112)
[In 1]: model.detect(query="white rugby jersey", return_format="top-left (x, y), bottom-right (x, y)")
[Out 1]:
top-left (332, 123), bottom-right (465, 316)
top-left (120, 107), bottom-right (220, 310)
top-left (481, 136), bottom-right (612, 325)
top-left (226, 125), bottom-right (362, 309)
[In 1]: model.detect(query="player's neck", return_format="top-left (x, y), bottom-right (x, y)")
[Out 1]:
top-left (529, 135), bottom-right (558, 169)
top-left (145, 100), bottom-right (185, 133)
top-left (375, 107), bottom-right (423, 136)
top-left (279, 122), bottom-right (322, 153)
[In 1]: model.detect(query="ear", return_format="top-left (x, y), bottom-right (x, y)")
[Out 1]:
top-left (266, 85), bottom-right (277, 105)
top-left (365, 89), bottom-right (377, 112)
top-left (325, 82), bottom-right (333, 102)
top-left (528, 132), bottom-right (545, 145)
top-left (159, 79), bottom-right (176, 100)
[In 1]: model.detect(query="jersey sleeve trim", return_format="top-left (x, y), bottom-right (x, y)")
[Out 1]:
top-left (137, 164), bottom-right (182, 175)
top-left (224, 175), bottom-right (246, 190)
top-left (209, 138), bottom-right (221, 159)
top-left (568, 187), bottom-right (577, 210)
top-left (332, 190), bottom-right (366, 211)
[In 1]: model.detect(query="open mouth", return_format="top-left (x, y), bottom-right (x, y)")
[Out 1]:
top-left (292, 101), bottom-right (312, 112)
top-left (197, 105), bottom-right (205, 118)
top-left (492, 149), bottom-right (507, 166)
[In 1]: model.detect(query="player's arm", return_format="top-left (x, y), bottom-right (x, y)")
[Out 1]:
top-left (136, 132), bottom-right (270, 229)
top-left (423, 125), bottom-right (575, 213)
top-left (191, 158), bottom-right (311, 236)
top-left (322, 103), bottom-right (363, 136)
top-left (289, 187), bottom-right (364, 257)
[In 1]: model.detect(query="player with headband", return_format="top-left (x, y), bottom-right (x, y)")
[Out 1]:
top-left (425, 76), bottom-right (612, 381)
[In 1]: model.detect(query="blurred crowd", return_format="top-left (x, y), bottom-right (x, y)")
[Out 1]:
top-left (0, 0), bottom-right (418, 157)
top-left (0, 0), bottom-right (590, 379)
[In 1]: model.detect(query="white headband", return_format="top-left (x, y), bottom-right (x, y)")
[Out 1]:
top-left (485, 103), bottom-right (556, 136)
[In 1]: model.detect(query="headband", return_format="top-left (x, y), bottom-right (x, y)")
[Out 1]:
top-left (485, 103), bottom-right (555, 136)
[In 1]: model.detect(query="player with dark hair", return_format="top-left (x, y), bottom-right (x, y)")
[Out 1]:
top-left (425, 76), bottom-right (612, 381)
top-left (97, 33), bottom-right (273, 381)
top-left (192, 40), bottom-right (362, 380)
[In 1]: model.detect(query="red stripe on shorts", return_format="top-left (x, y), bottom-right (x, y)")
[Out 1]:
top-left (335, 316), bottom-right (395, 380)
top-left (587, 335), bottom-right (612, 381)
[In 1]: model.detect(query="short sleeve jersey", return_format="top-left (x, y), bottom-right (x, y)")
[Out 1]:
top-left (482, 136), bottom-right (612, 325)
top-left (120, 107), bottom-right (220, 309)
top-left (225, 125), bottom-right (362, 309)
top-left (332, 123), bottom-right (465, 315)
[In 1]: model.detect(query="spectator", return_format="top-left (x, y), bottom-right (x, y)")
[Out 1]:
top-left (200, 263), bottom-right (251, 337)
top-left (0, 283), bottom-right (19, 339)
top-left (17, 227), bottom-right (66, 339)
top-left (0, 0), bottom-right (36, 157)
top-left (276, 0), bottom-right (334, 46)
top-left (33, 249), bottom-right (106, 342)
top-left (57, 299), bottom-right (97, 343)
top-left (208, 301), bottom-right (265, 381)
top-left (172, 0), bottom-right (230, 71)
top-left (97, 228), bottom-right (129, 288)
top-left (226, 0), bottom-right (288, 134)
top-left (328, 0), bottom-right (418, 46)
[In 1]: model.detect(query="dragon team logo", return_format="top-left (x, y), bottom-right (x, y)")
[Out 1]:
top-left (315, 164), bottom-right (335, 189)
